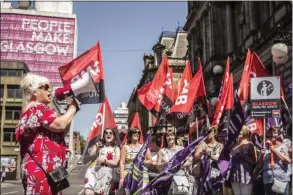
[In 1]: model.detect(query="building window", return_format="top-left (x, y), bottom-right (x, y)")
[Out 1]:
top-left (5, 109), bottom-right (21, 120)
top-left (0, 69), bottom-right (23, 77)
top-left (3, 128), bottom-right (15, 142)
top-left (157, 52), bottom-right (163, 66)
top-left (7, 85), bottom-right (22, 99)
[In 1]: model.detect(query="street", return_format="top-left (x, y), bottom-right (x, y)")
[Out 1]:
top-left (0, 165), bottom-right (87, 195)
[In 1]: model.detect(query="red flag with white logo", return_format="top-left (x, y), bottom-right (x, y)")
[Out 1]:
top-left (154, 67), bottom-right (174, 127)
top-left (122, 112), bottom-right (144, 145)
top-left (137, 56), bottom-right (169, 112)
top-left (59, 42), bottom-right (105, 104)
top-left (212, 57), bottom-right (230, 126)
top-left (166, 58), bottom-right (203, 128)
top-left (174, 61), bottom-right (192, 100)
top-left (82, 98), bottom-right (117, 164)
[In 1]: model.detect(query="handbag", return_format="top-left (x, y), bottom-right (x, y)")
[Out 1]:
top-left (191, 162), bottom-right (201, 179)
top-left (271, 170), bottom-right (287, 194)
top-left (172, 175), bottom-right (190, 195)
top-left (111, 147), bottom-right (120, 184)
top-left (28, 151), bottom-right (70, 194)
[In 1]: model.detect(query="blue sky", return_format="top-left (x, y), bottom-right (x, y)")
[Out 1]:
top-left (73, 2), bottom-right (187, 137)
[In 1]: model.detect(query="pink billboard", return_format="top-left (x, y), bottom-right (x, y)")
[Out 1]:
top-left (0, 13), bottom-right (76, 85)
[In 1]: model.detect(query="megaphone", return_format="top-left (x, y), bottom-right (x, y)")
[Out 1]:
top-left (55, 71), bottom-right (98, 101)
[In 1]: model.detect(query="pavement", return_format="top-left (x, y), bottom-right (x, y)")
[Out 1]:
top-left (0, 164), bottom-right (88, 195)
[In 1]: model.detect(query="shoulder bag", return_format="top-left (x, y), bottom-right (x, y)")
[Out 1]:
top-left (28, 151), bottom-right (69, 194)
top-left (271, 168), bottom-right (287, 194)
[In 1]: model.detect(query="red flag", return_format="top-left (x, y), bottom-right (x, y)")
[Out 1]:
top-left (212, 57), bottom-right (230, 125)
top-left (238, 49), bottom-right (252, 105)
top-left (174, 61), bottom-right (192, 100)
top-left (122, 112), bottom-right (144, 145)
top-left (153, 67), bottom-right (174, 127)
top-left (166, 58), bottom-right (203, 128)
top-left (238, 51), bottom-right (269, 136)
top-left (82, 98), bottom-right (117, 164)
top-left (59, 42), bottom-right (105, 104)
top-left (217, 74), bottom-right (234, 141)
top-left (137, 56), bottom-right (169, 111)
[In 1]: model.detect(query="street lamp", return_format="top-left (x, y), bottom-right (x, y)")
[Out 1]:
top-left (271, 43), bottom-right (289, 66)
top-left (210, 97), bottom-right (218, 107)
top-left (213, 65), bottom-right (223, 75)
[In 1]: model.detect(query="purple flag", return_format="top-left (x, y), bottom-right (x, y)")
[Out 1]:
top-left (123, 133), bottom-right (152, 194)
top-left (217, 91), bottom-right (244, 178)
top-left (141, 133), bottom-right (209, 195)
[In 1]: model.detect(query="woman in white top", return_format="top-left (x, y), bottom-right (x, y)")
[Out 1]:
top-left (156, 129), bottom-right (184, 195)
top-left (84, 128), bottom-right (121, 195)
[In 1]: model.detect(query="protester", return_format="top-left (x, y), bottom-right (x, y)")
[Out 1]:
top-left (194, 125), bottom-right (223, 195)
top-left (156, 129), bottom-right (185, 195)
top-left (119, 127), bottom-right (152, 193)
top-left (260, 126), bottom-right (292, 195)
top-left (84, 128), bottom-right (121, 195)
top-left (16, 73), bottom-right (79, 195)
top-left (229, 126), bottom-right (257, 195)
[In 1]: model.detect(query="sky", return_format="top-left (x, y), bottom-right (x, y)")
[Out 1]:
top-left (72, 2), bottom-right (187, 137)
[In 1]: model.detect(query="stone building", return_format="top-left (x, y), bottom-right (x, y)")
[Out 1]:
top-left (127, 27), bottom-right (188, 135)
top-left (184, 1), bottom-right (292, 109)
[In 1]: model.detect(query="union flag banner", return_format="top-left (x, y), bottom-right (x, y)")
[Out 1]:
top-left (59, 42), bottom-right (105, 104)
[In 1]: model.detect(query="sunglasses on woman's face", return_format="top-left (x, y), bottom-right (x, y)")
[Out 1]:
top-left (38, 84), bottom-right (50, 91)
top-left (132, 131), bottom-right (141, 135)
top-left (104, 131), bottom-right (113, 135)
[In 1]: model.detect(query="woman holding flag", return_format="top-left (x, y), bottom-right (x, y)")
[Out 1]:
top-left (194, 125), bottom-right (223, 195)
top-left (119, 127), bottom-right (152, 194)
top-left (156, 129), bottom-right (185, 195)
top-left (84, 128), bottom-right (121, 195)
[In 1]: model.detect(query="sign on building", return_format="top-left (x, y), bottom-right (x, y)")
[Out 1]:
top-left (0, 12), bottom-right (77, 85)
top-left (250, 76), bottom-right (281, 117)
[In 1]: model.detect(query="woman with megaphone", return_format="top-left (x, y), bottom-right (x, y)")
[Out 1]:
top-left (16, 73), bottom-right (80, 195)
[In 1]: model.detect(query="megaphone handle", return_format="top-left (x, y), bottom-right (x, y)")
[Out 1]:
top-left (72, 97), bottom-right (81, 112)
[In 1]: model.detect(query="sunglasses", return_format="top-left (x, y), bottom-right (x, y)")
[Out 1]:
top-left (104, 131), bottom-right (113, 135)
top-left (38, 84), bottom-right (50, 91)
top-left (132, 131), bottom-right (141, 135)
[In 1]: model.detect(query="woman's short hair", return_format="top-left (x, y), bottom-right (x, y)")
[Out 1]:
top-left (241, 125), bottom-right (251, 140)
top-left (102, 128), bottom-right (117, 147)
top-left (268, 126), bottom-right (281, 135)
top-left (127, 127), bottom-right (140, 144)
top-left (20, 73), bottom-right (49, 104)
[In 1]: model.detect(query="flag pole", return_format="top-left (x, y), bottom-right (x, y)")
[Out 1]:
top-left (196, 112), bottom-right (199, 138)
top-left (101, 103), bottom-right (106, 138)
top-left (263, 117), bottom-right (266, 148)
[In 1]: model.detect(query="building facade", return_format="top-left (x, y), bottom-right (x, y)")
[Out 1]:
top-left (127, 27), bottom-right (188, 135)
top-left (73, 131), bottom-right (81, 155)
top-left (113, 102), bottom-right (129, 132)
top-left (184, 1), bottom-right (292, 109)
top-left (0, 61), bottom-right (29, 180)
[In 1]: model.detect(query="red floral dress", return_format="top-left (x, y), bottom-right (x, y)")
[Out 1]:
top-left (15, 103), bottom-right (66, 195)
